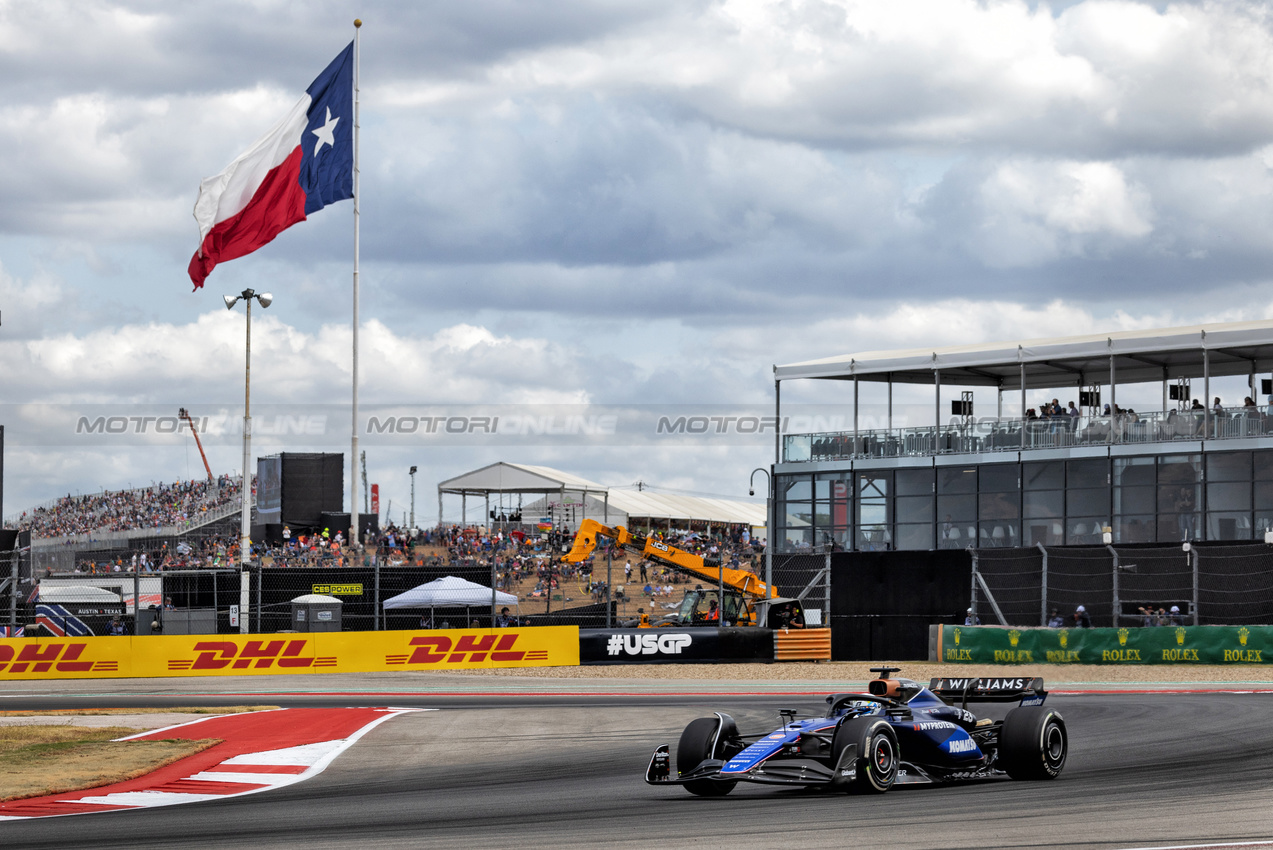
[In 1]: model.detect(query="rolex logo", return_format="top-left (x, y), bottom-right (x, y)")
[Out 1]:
top-left (1118, 628), bottom-right (1129, 646)
top-left (1008, 629), bottom-right (1021, 647)
top-left (954, 628), bottom-right (962, 645)
top-left (1058, 630), bottom-right (1068, 648)
top-left (1240, 627), bottom-right (1250, 647)
top-left (1175, 627), bottom-right (1186, 646)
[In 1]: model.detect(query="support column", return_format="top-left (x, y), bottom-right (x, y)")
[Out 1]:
top-left (1020, 362), bottom-right (1026, 450)
top-left (1037, 542), bottom-right (1048, 626)
top-left (887, 376), bottom-right (893, 431)
top-left (853, 374), bottom-right (860, 445)
top-left (1204, 348), bottom-right (1211, 438)
top-left (1109, 354), bottom-right (1116, 415)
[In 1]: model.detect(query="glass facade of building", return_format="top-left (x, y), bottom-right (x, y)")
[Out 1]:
top-left (773, 448), bottom-right (1273, 553)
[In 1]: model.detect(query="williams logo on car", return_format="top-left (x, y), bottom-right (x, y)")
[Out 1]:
top-left (606, 633), bottom-right (693, 656)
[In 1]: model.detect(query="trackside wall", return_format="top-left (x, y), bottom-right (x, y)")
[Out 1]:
top-left (0, 627), bottom-right (579, 681)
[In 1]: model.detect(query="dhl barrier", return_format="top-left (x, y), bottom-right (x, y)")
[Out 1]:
top-left (931, 624), bottom-right (1272, 665)
top-left (774, 628), bottom-right (832, 661)
top-left (0, 627), bottom-right (579, 681)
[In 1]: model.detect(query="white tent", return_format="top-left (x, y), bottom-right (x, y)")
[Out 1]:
top-left (382, 576), bottom-right (517, 609)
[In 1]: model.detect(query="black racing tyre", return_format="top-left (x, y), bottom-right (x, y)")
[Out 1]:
top-left (830, 717), bottom-right (899, 793)
top-left (677, 717), bottom-right (738, 797)
top-left (999, 706), bottom-right (1067, 780)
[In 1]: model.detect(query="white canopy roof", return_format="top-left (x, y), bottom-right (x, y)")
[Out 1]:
top-left (438, 462), bottom-right (765, 526)
top-left (36, 585), bottom-right (123, 604)
top-left (438, 462), bottom-right (603, 495)
top-left (382, 576), bottom-right (517, 609)
top-left (775, 320), bottom-right (1273, 390)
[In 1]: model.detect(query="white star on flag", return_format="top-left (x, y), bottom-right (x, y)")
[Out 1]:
top-left (312, 107), bottom-right (339, 155)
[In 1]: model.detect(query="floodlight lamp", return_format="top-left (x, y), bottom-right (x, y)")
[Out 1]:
top-left (410, 466), bottom-right (418, 474)
top-left (749, 489), bottom-right (755, 497)
top-left (257, 292), bottom-right (273, 308)
top-left (223, 295), bottom-right (238, 310)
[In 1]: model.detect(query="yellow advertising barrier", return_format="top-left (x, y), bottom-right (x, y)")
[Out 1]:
top-left (0, 627), bottom-right (579, 681)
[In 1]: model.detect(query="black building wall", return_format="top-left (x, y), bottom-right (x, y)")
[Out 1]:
top-left (830, 550), bottom-right (971, 661)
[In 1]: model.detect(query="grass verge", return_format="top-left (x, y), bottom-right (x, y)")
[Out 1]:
top-left (0, 726), bottom-right (222, 802)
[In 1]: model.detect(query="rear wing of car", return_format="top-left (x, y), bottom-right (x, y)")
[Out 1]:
top-left (928, 676), bottom-right (1048, 709)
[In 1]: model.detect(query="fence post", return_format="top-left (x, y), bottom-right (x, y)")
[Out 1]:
top-left (375, 559), bottom-right (381, 631)
top-left (969, 548), bottom-right (979, 621)
top-left (824, 552), bottom-right (831, 627)
top-left (1191, 547), bottom-right (1200, 626)
top-left (255, 562), bottom-right (262, 634)
top-left (7, 550), bottom-right (16, 635)
top-left (133, 563), bottom-right (140, 633)
top-left (1107, 544), bottom-right (1119, 628)
top-left (1036, 542), bottom-right (1048, 626)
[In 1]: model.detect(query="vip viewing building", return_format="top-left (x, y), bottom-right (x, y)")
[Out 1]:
top-left (772, 321), bottom-right (1273, 554)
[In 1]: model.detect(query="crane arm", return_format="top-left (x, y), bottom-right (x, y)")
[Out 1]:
top-left (564, 518), bottom-right (775, 599)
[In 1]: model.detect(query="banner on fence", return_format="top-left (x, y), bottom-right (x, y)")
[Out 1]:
top-left (579, 627), bottom-right (773, 664)
top-left (0, 626), bottom-right (579, 681)
top-left (935, 624), bottom-right (1269, 665)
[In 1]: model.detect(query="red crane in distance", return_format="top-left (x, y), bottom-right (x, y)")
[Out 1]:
top-left (178, 407), bottom-right (214, 482)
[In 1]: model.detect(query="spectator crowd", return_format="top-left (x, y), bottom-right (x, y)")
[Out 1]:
top-left (15, 476), bottom-right (246, 539)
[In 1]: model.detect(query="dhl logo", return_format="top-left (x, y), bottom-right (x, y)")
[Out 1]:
top-left (385, 632), bottom-right (548, 665)
top-left (167, 639), bottom-right (337, 671)
top-left (0, 643), bottom-right (115, 674)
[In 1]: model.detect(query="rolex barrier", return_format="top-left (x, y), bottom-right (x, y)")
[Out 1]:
top-left (930, 623), bottom-right (1269, 665)
top-left (0, 626), bottom-right (579, 681)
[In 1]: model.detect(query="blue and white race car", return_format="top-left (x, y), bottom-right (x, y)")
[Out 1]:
top-left (646, 667), bottom-right (1067, 796)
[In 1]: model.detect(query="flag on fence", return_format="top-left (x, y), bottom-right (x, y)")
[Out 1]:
top-left (36, 605), bottom-right (94, 637)
top-left (188, 43), bottom-right (355, 289)
top-left (0, 626), bottom-right (23, 638)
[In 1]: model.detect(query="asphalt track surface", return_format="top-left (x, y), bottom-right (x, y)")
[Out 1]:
top-left (2, 679), bottom-right (1273, 849)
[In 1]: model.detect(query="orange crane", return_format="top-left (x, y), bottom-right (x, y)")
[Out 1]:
top-left (564, 519), bottom-right (798, 627)
top-left (178, 408), bottom-right (214, 481)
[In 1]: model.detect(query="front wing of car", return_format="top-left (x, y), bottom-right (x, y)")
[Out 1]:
top-left (645, 744), bottom-right (859, 787)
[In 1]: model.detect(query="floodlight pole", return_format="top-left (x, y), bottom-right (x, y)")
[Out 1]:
top-left (225, 288), bottom-right (272, 633)
top-left (750, 466), bottom-right (772, 622)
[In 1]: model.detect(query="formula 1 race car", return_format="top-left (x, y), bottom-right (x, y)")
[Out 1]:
top-left (645, 667), bottom-right (1067, 796)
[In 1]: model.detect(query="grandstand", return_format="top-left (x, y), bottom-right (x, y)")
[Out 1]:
top-left (772, 320), bottom-right (1273, 552)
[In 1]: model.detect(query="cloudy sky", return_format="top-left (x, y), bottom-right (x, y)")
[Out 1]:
top-left (3, 0), bottom-right (1273, 523)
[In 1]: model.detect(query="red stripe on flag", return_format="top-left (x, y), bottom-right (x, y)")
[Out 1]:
top-left (188, 146), bottom-right (308, 289)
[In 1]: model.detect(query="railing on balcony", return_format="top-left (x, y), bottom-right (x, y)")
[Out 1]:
top-left (783, 405), bottom-right (1271, 463)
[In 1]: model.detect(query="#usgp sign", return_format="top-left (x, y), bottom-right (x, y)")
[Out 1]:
top-left (579, 627), bottom-right (774, 664)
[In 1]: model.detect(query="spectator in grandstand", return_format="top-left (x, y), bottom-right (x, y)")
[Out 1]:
top-left (1047, 608), bottom-right (1064, 628)
top-left (1073, 605), bottom-right (1092, 628)
top-left (495, 607), bottom-right (516, 627)
top-left (1167, 605), bottom-right (1184, 626)
top-left (108, 617), bottom-right (127, 636)
top-left (964, 608), bottom-right (980, 626)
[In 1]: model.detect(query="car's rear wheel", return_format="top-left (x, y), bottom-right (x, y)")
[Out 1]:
top-left (830, 717), bottom-right (899, 793)
top-left (677, 717), bottom-right (738, 797)
top-left (998, 706), bottom-right (1067, 780)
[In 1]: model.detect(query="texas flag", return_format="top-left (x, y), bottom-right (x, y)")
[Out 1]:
top-left (188, 44), bottom-right (354, 290)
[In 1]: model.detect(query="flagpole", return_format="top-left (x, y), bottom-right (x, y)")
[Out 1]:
top-left (351, 19), bottom-right (362, 554)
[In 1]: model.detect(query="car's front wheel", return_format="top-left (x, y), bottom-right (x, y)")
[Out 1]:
top-left (830, 717), bottom-right (899, 793)
top-left (677, 717), bottom-right (738, 797)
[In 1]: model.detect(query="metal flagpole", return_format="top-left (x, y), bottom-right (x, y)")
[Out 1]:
top-left (350, 19), bottom-right (362, 553)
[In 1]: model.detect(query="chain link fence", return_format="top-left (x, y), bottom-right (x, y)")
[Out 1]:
top-left (770, 553), bottom-right (832, 626)
top-left (971, 542), bottom-right (1273, 627)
